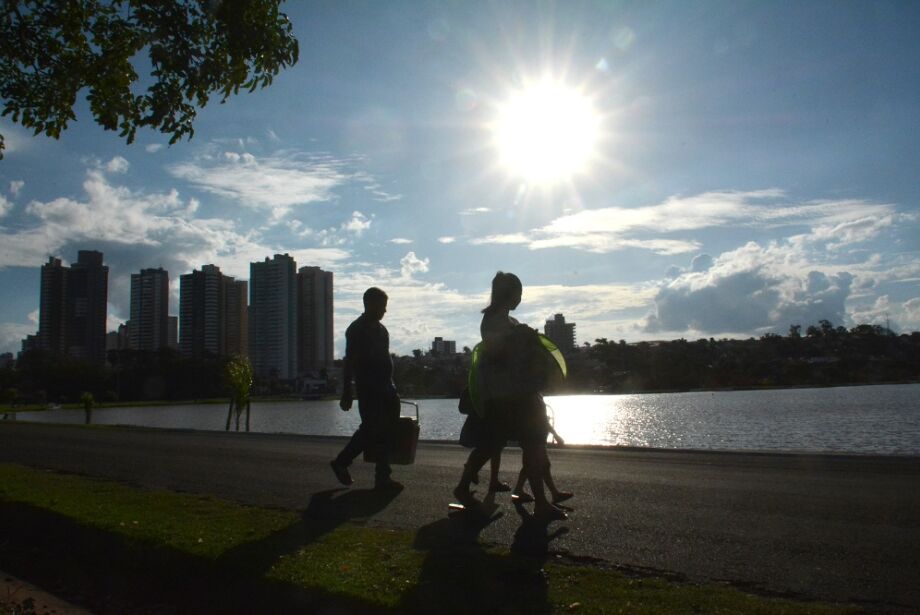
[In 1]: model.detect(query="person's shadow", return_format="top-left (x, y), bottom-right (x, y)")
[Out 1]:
top-left (397, 493), bottom-right (565, 614)
top-left (216, 486), bottom-right (403, 578)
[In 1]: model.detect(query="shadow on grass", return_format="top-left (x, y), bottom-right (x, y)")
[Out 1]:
top-left (398, 497), bottom-right (568, 614)
top-left (0, 489), bottom-right (402, 614)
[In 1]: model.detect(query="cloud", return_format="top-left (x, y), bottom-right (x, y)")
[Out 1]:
top-left (399, 251), bottom-right (429, 278)
top-left (471, 190), bottom-right (901, 255)
top-left (342, 211), bottom-right (371, 236)
top-left (0, 167), bottom-right (350, 324)
top-left (437, 236), bottom-right (456, 244)
top-left (105, 156), bottom-right (129, 174)
top-left (168, 148), bottom-right (403, 219)
top-left (168, 150), bottom-right (351, 219)
top-left (469, 233), bottom-right (530, 246)
top-left (389, 238), bottom-right (413, 244)
top-left (145, 144), bottom-right (164, 153)
top-left (645, 241), bottom-right (857, 335)
top-left (9, 180), bottom-right (24, 197)
top-left (460, 207), bottom-right (492, 215)
top-left (0, 194), bottom-right (11, 218)
top-left (0, 321), bottom-right (33, 354)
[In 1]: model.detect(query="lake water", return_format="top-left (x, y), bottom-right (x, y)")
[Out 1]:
top-left (6, 383), bottom-right (920, 456)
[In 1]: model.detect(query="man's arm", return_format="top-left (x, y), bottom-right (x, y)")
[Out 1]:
top-left (339, 328), bottom-right (354, 411)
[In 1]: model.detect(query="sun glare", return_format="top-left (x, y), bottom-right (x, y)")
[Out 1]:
top-left (493, 79), bottom-right (600, 185)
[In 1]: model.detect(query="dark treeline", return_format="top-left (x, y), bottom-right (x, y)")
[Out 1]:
top-left (394, 320), bottom-right (920, 397)
top-left (2, 320), bottom-right (918, 405)
top-left (0, 349), bottom-right (233, 406)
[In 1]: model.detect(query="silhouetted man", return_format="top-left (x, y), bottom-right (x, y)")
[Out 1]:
top-left (330, 287), bottom-right (402, 490)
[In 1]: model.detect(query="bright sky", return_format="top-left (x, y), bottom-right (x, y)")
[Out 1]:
top-left (1, 1), bottom-right (919, 357)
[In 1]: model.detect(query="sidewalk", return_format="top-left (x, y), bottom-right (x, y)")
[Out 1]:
top-left (1, 570), bottom-right (93, 615)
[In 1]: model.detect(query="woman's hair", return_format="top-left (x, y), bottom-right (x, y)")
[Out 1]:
top-left (482, 271), bottom-right (522, 313)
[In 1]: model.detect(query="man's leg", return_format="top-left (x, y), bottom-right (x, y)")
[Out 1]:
top-left (373, 392), bottom-right (400, 486)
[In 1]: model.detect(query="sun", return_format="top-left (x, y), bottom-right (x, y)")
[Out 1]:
top-left (492, 79), bottom-right (601, 185)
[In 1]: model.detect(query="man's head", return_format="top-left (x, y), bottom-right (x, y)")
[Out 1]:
top-left (363, 287), bottom-right (388, 321)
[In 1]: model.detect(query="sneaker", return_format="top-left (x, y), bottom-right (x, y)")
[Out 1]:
top-left (552, 491), bottom-right (574, 504)
top-left (489, 481), bottom-right (512, 492)
top-left (330, 460), bottom-right (353, 486)
top-left (374, 478), bottom-right (404, 491)
top-left (452, 485), bottom-right (478, 506)
top-left (510, 491), bottom-right (534, 504)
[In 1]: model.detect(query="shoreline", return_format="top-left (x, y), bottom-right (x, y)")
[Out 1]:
top-left (3, 420), bottom-right (919, 461)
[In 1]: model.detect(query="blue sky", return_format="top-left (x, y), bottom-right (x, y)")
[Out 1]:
top-left (1, 0), bottom-right (919, 357)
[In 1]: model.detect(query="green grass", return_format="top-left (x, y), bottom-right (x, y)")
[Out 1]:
top-left (0, 463), bottom-right (855, 614)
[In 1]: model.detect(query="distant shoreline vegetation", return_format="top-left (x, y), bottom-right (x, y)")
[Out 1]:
top-left (1, 321), bottom-right (918, 407)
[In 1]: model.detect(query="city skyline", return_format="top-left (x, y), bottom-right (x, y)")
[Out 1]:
top-left (1, 2), bottom-right (918, 357)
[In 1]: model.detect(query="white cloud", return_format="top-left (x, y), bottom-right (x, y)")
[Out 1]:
top-left (399, 251), bottom-right (430, 278)
top-left (342, 211), bottom-right (371, 236)
top-left (0, 194), bottom-right (11, 218)
top-left (9, 180), bottom-right (24, 197)
top-left (105, 156), bottom-right (130, 174)
top-left (0, 319), bottom-right (34, 354)
top-left (389, 238), bottom-right (413, 244)
top-left (0, 167), bottom-right (351, 323)
top-left (168, 150), bottom-right (350, 219)
top-left (471, 190), bottom-right (901, 255)
top-left (469, 233), bottom-right (530, 245)
top-left (460, 207), bottom-right (492, 215)
top-left (438, 236), bottom-right (456, 244)
top-left (645, 240), bottom-right (857, 335)
top-left (145, 144), bottom-right (164, 153)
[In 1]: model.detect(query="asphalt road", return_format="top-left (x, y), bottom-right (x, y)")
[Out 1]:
top-left (1, 421), bottom-right (918, 612)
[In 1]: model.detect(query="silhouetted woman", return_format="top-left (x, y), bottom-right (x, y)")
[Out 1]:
top-left (454, 271), bottom-right (566, 520)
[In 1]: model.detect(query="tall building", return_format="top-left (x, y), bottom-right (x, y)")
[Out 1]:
top-left (38, 257), bottom-right (68, 354)
top-left (249, 254), bottom-right (297, 380)
top-left (37, 251), bottom-right (108, 363)
top-left (431, 337), bottom-right (456, 355)
top-left (129, 268), bottom-right (170, 351)
top-left (297, 266), bottom-right (333, 375)
top-left (179, 264), bottom-right (247, 359)
top-left (225, 279), bottom-right (248, 357)
top-left (544, 313), bottom-right (576, 353)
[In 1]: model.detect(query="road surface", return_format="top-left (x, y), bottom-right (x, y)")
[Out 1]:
top-left (1, 421), bottom-right (918, 612)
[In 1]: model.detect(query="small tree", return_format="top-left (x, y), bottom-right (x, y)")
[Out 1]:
top-left (80, 391), bottom-right (94, 424)
top-left (225, 355), bottom-right (253, 432)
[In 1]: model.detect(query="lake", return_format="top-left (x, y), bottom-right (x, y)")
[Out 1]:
top-left (6, 383), bottom-right (919, 456)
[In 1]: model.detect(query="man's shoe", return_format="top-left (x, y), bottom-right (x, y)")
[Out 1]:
top-left (374, 478), bottom-right (404, 491)
top-left (330, 460), bottom-right (353, 486)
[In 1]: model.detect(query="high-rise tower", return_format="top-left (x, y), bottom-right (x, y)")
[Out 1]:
top-left (179, 264), bottom-right (247, 359)
top-left (249, 254), bottom-right (297, 379)
top-left (297, 266), bottom-right (333, 375)
top-left (129, 267), bottom-right (170, 351)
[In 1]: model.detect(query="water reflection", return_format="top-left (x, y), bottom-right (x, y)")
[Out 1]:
top-left (9, 384), bottom-right (920, 455)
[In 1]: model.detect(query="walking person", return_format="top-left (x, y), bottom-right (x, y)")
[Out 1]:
top-left (330, 287), bottom-right (403, 491)
top-left (454, 271), bottom-right (566, 520)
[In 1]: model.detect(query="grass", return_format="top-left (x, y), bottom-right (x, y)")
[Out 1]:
top-left (0, 463), bottom-right (856, 614)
